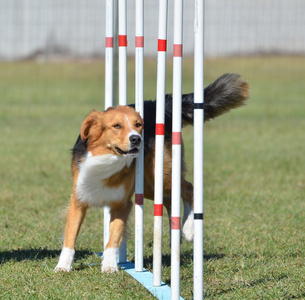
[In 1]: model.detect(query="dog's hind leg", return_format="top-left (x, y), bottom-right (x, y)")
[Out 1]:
top-left (102, 199), bottom-right (133, 273)
top-left (181, 179), bottom-right (194, 242)
top-left (164, 179), bottom-right (194, 244)
top-left (55, 194), bottom-right (88, 272)
top-left (163, 196), bottom-right (174, 244)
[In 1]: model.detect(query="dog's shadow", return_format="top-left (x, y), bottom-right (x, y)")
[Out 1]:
top-left (1, 248), bottom-right (225, 269)
top-left (0, 248), bottom-right (92, 264)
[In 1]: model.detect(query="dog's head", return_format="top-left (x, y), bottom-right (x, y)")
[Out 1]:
top-left (80, 106), bottom-right (143, 158)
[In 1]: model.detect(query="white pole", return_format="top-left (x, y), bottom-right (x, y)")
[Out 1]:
top-left (153, 0), bottom-right (168, 287)
top-left (118, 0), bottom-right (127, 106)
top-left (104, 0), bottom-right (114, 252)
top-left (135, 0), bottom-right (144, 272)
top-left (193, 0), bottom-right (204, 299)
top-left (118, 0), bottom-right (128, 263)
top-left (105, 0), bottom-right (114, 110)
top-left (171, 0), bottom-right (183, 299)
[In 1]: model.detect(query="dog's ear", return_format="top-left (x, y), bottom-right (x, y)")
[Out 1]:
top-left (80, 110), bottom-right (102, 141)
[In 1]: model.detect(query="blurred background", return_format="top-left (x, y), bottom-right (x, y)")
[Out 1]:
top-left (1, 0), bottom-right (305, 59)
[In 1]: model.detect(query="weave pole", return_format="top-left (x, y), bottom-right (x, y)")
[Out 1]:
top-left (118, 0), bottom-right (127, 107)
top-left (134, 0), bottom-right (144, 272)
top-left (103, 0), bottom-right (114, 252)
top-left (118, 0), bottom-right (128, 263)
top-left (153, 0), bottom-right (168, 287)
top-left (171, 0), bottom-right (183, 298)
top-left (105, 0), bottom-right (113, 110)
top-left (193, 0), bottom-right (204, 298)
top-left (102, 2), bottom-right (203, 298)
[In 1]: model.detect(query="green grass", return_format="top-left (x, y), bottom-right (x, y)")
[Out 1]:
top-left (1, 56), bottom-right (305, 299)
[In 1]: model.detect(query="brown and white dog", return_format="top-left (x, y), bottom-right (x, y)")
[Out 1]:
top-left (55, 73), bottom-right (249, 273)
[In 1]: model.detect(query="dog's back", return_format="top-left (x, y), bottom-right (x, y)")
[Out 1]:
top-left (129, 73), bottom-right (249, 154)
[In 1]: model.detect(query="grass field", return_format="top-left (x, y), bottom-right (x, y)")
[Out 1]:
top-left (0, 56), bottom-right (305, 299)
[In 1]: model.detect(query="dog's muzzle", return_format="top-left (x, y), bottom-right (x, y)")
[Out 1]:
top-left (129, 134), bottom-right (141, 147)
top-left (115, 134), bottom-right (142, 156)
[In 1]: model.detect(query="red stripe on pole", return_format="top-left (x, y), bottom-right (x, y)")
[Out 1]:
top-left (158, 39), bottom-right (167, 52)
top-left (156, 123), bottom-right (165, 135)
top-left (173, 44), bottom-right (183, 57)
top-left (135, 194), bottom-right (144, 205)
top-left (118, 35), bottom-right (127, 47)
top-left (171, 217), bottom-right (181, 230)
top-left (135, 36), bottom-right (144, 48)
top-left (154, 204), bottom-right (163, 216)
top-left (172, 132), bottom-right (181, 145)
top-left (105, 37), bottom-right (113, 48)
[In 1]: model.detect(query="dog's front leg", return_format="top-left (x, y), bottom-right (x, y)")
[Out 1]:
top-left (102, 199), bottom-right (132, 273)
top-left (55, 195), bottom-right (88, 272)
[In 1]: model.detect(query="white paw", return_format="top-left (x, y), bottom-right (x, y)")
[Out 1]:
top-left (54, 265), bottom-right (73, 272)
top-left (182, 203), bottom-right (194, 242)
top-left (101, 247), bottom-right (119, 273)
top-left (102, 265), bottom-right (119, 273)
top-left (54, 247), bottom-right (75, 272)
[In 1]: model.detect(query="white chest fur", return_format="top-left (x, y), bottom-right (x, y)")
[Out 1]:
top-left (76, 152), bottom-right (134, 207)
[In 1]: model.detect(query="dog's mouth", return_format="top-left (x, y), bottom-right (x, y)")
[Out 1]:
top-left (115, 147), bottom-right (140, 156)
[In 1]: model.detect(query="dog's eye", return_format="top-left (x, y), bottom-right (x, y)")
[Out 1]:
top-left (113, 124), bottom-right (121, 129)
top-left (135, 123), bottom-right (142, 128)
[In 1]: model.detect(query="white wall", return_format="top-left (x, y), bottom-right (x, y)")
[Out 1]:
top-left (0, 0), bottom-right (304, 60)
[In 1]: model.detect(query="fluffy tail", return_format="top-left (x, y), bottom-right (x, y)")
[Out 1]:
top-left (165, 73), bottom-right (249, 126)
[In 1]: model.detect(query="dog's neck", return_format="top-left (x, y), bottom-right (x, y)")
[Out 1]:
top-left (82, 151), bottom-right (135, 179)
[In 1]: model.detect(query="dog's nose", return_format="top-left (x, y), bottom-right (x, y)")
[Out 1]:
top-left (129, 135), bottom-right (141, 146)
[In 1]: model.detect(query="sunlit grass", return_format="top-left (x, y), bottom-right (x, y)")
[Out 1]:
top-left (1, 56), bottom-right (305, 299)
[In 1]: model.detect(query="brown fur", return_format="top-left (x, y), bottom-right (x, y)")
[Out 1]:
top-left (62, 106), bottom-right (142, 256)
